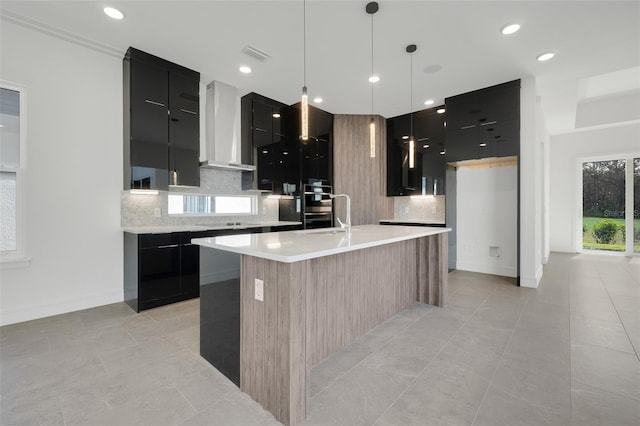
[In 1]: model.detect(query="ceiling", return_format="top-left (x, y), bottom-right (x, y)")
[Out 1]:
top-left (1, 1), bottom-right (639, 135)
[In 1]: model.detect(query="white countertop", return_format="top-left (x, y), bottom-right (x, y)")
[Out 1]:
top-left (379, 219), bottom-right (446, 225)
top-left (122, 221), bottom-right (301, 234)
top-left (192, 224), bottom-right (451, 263)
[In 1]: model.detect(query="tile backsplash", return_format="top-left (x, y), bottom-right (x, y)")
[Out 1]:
top-left (121, 168), bottom-right (279, 227)
top-left (393, 195), bottom-right (446, 222)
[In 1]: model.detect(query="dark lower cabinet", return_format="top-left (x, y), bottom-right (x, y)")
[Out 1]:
top-left (200, 277), bottom-right (240, 386)
top-left (124, 231), bottom-right (201, 312)
top-left (198, 224), bottom-right (301, 386)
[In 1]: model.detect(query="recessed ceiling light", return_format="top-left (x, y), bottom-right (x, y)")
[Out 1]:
top-left (103, 7), bottom-right (124, 20)
top-left (239, 66), bottom-right (252, 74)
top-left (439, 150), bottom-right (445, 155)
top-left (402, 135), bottom-right (409, 140)
top-left (437, 108), bottom-right (446, 114)
top-left (423, 64), bottom-right (442, 74)
top-left (501, 24), bottom-right (520, 35)
top-left (313, 97), bottom-right (323, 103)
top-left (537, 52), bottom-right (555, 62)
top-left (423, 144), bottom-right (429, 149)
top-left (480, 143), bottom-right (487, 147)
top-left (272, 113), bottom-right (280, 118)
top-left (424, 99), bottom-right (434, 106)
top-left (368, 75), bottom-right (380, 83)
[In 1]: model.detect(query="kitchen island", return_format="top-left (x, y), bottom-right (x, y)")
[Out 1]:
top-left (193, 224), bottom-right (450, 425)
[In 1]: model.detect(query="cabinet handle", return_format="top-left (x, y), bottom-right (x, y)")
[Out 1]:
top-left (179, 109), bottom-right (198, 115)
top-left (156, 244), bottom-right (179, 249)
top-left (480, 121), bottom-right (497, 126)
top-left (144, 99), bottom-right (165, 107)
top-left (460, 125), bottom-right (476, 130)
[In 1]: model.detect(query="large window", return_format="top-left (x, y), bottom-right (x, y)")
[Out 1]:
top-left (0, 84), bottom-right (26, 265)
top-left (581, 155), bottom-right (640, 255)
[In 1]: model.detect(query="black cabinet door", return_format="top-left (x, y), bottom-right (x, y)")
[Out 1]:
top-left (483, 119), bottom-right (519, 157)
top-left (131, 60), bottom-right (168, 106)
top-left (252, 101), bottom-right (272, 147)
top-left (478, 84), bottom-right (519, 124)
top-left (256, 142), bottom-right (276, 191)
top-left (130, 60), bottom-right (169, 172)
top-left (180, 242), bottom-right (200, 299)
top-left (139, 245), bottom-right (181, 308)
top-left (445, 93), bottom-right (479, 130)
top-left (169, 72), bottom-right (199, 113)
top-left (446, 127), bottom-right (478, 162)
top-left (275, 136), bottom-right (300, 195)
top-left (169, 108), bottom-right (200, 186)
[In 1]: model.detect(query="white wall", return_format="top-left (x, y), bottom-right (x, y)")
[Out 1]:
top-left (456, 165), bottom-right (518, 277)
top-left (0, 21), bottom-right (123, 325)
top-left (520, 77), bottom-right (544, 288)
top-left (549, 122), bottom-right (640, 252)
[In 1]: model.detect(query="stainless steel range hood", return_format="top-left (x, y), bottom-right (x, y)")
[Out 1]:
top-left (200, 80), bottom-right (255, 171)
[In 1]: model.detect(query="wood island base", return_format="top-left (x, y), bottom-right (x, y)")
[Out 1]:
top-left (239, 233), bottom-right (448, 425)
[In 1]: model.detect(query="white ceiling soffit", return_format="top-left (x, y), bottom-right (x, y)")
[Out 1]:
top-left (1, 0), bottom-right (639, 133)
top-left (578, 66), bottom-right (640, 101)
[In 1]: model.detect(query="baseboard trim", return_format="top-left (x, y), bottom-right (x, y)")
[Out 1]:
top-left (0, 290), bottom-right (123, 326)
top-left (455, 261), bottom-right (517, 278)
top-left (520, 264), bottom-right (543, 288)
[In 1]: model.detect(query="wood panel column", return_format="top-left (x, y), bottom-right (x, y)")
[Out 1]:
top-left (240, 255), bottom-right (308, 425)
top-left (416, 233), bottom-right (449, 307)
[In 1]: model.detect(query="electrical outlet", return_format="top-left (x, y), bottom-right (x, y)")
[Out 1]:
top-left (404, 207), bottom-right (409, 214)
top-left (154, 207), bottom-right (161, 217)
top-left (254, 278), bottom-right (264, 302)
top-left (431, 206), bottom-right (437, 214)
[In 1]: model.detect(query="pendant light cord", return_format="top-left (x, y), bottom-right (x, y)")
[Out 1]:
top-left (303, 0), bottom-right (307, 87)
top-left (410, 52), bottom-right (413, 138)
top-left (371, 13), bottom-right (374, 115)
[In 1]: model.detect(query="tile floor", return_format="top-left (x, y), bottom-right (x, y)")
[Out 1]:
top-left (1, 252), bottom-right (638, 425)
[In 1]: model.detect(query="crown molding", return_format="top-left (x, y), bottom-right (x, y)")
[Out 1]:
top-left (1, 9), bottom-right (123, 58)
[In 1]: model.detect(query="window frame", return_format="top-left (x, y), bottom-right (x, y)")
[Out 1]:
top-left (0, 81), bottom-right (29, 268)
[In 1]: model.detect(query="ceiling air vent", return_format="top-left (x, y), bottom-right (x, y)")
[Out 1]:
top-left (242, 45), bottom-right (271, 62)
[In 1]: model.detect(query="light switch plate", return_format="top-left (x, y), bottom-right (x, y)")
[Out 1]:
top-left (254, 278), bottom-right (264, 302)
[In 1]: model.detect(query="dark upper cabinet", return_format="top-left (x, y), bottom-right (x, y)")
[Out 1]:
top-left (301, 106), bottom-right (333, 184)
top-left (445, 80), bottom-right (520, 162)
top-left (241, 94), bottom-right (332, 194)
top-left (241, 94), bottom-right (292, 193)
top-left (124, 47), bottom-right (200, 190)
top-left (387, 106), bottom-right (445, 196)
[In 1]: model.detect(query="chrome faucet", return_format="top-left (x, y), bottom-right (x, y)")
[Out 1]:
top-left (329, 193), bottom-right (351, 235)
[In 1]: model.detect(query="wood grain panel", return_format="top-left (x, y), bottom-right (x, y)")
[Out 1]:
top-left (333, 115), bottom-right (394, 225)
top-left (416, 234), bottom-right (449, 307)
top-left (239, 236), bottom-right (448, 425)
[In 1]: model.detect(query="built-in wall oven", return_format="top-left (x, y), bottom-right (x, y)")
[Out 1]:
top-left (302, 182), bottom-right (333, 229)
top-left (278, 180), bottom-right (334, 229)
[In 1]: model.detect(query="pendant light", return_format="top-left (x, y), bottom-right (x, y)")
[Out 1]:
top-left (366, 2), bottom-right (379, 158)
top-left (406, 44), bottom-right (417, 169)
top-left (301, 0), bottom-right (309, 141)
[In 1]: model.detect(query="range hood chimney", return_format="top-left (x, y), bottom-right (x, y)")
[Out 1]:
top-left (200, 80), bottom-right (255, 171)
